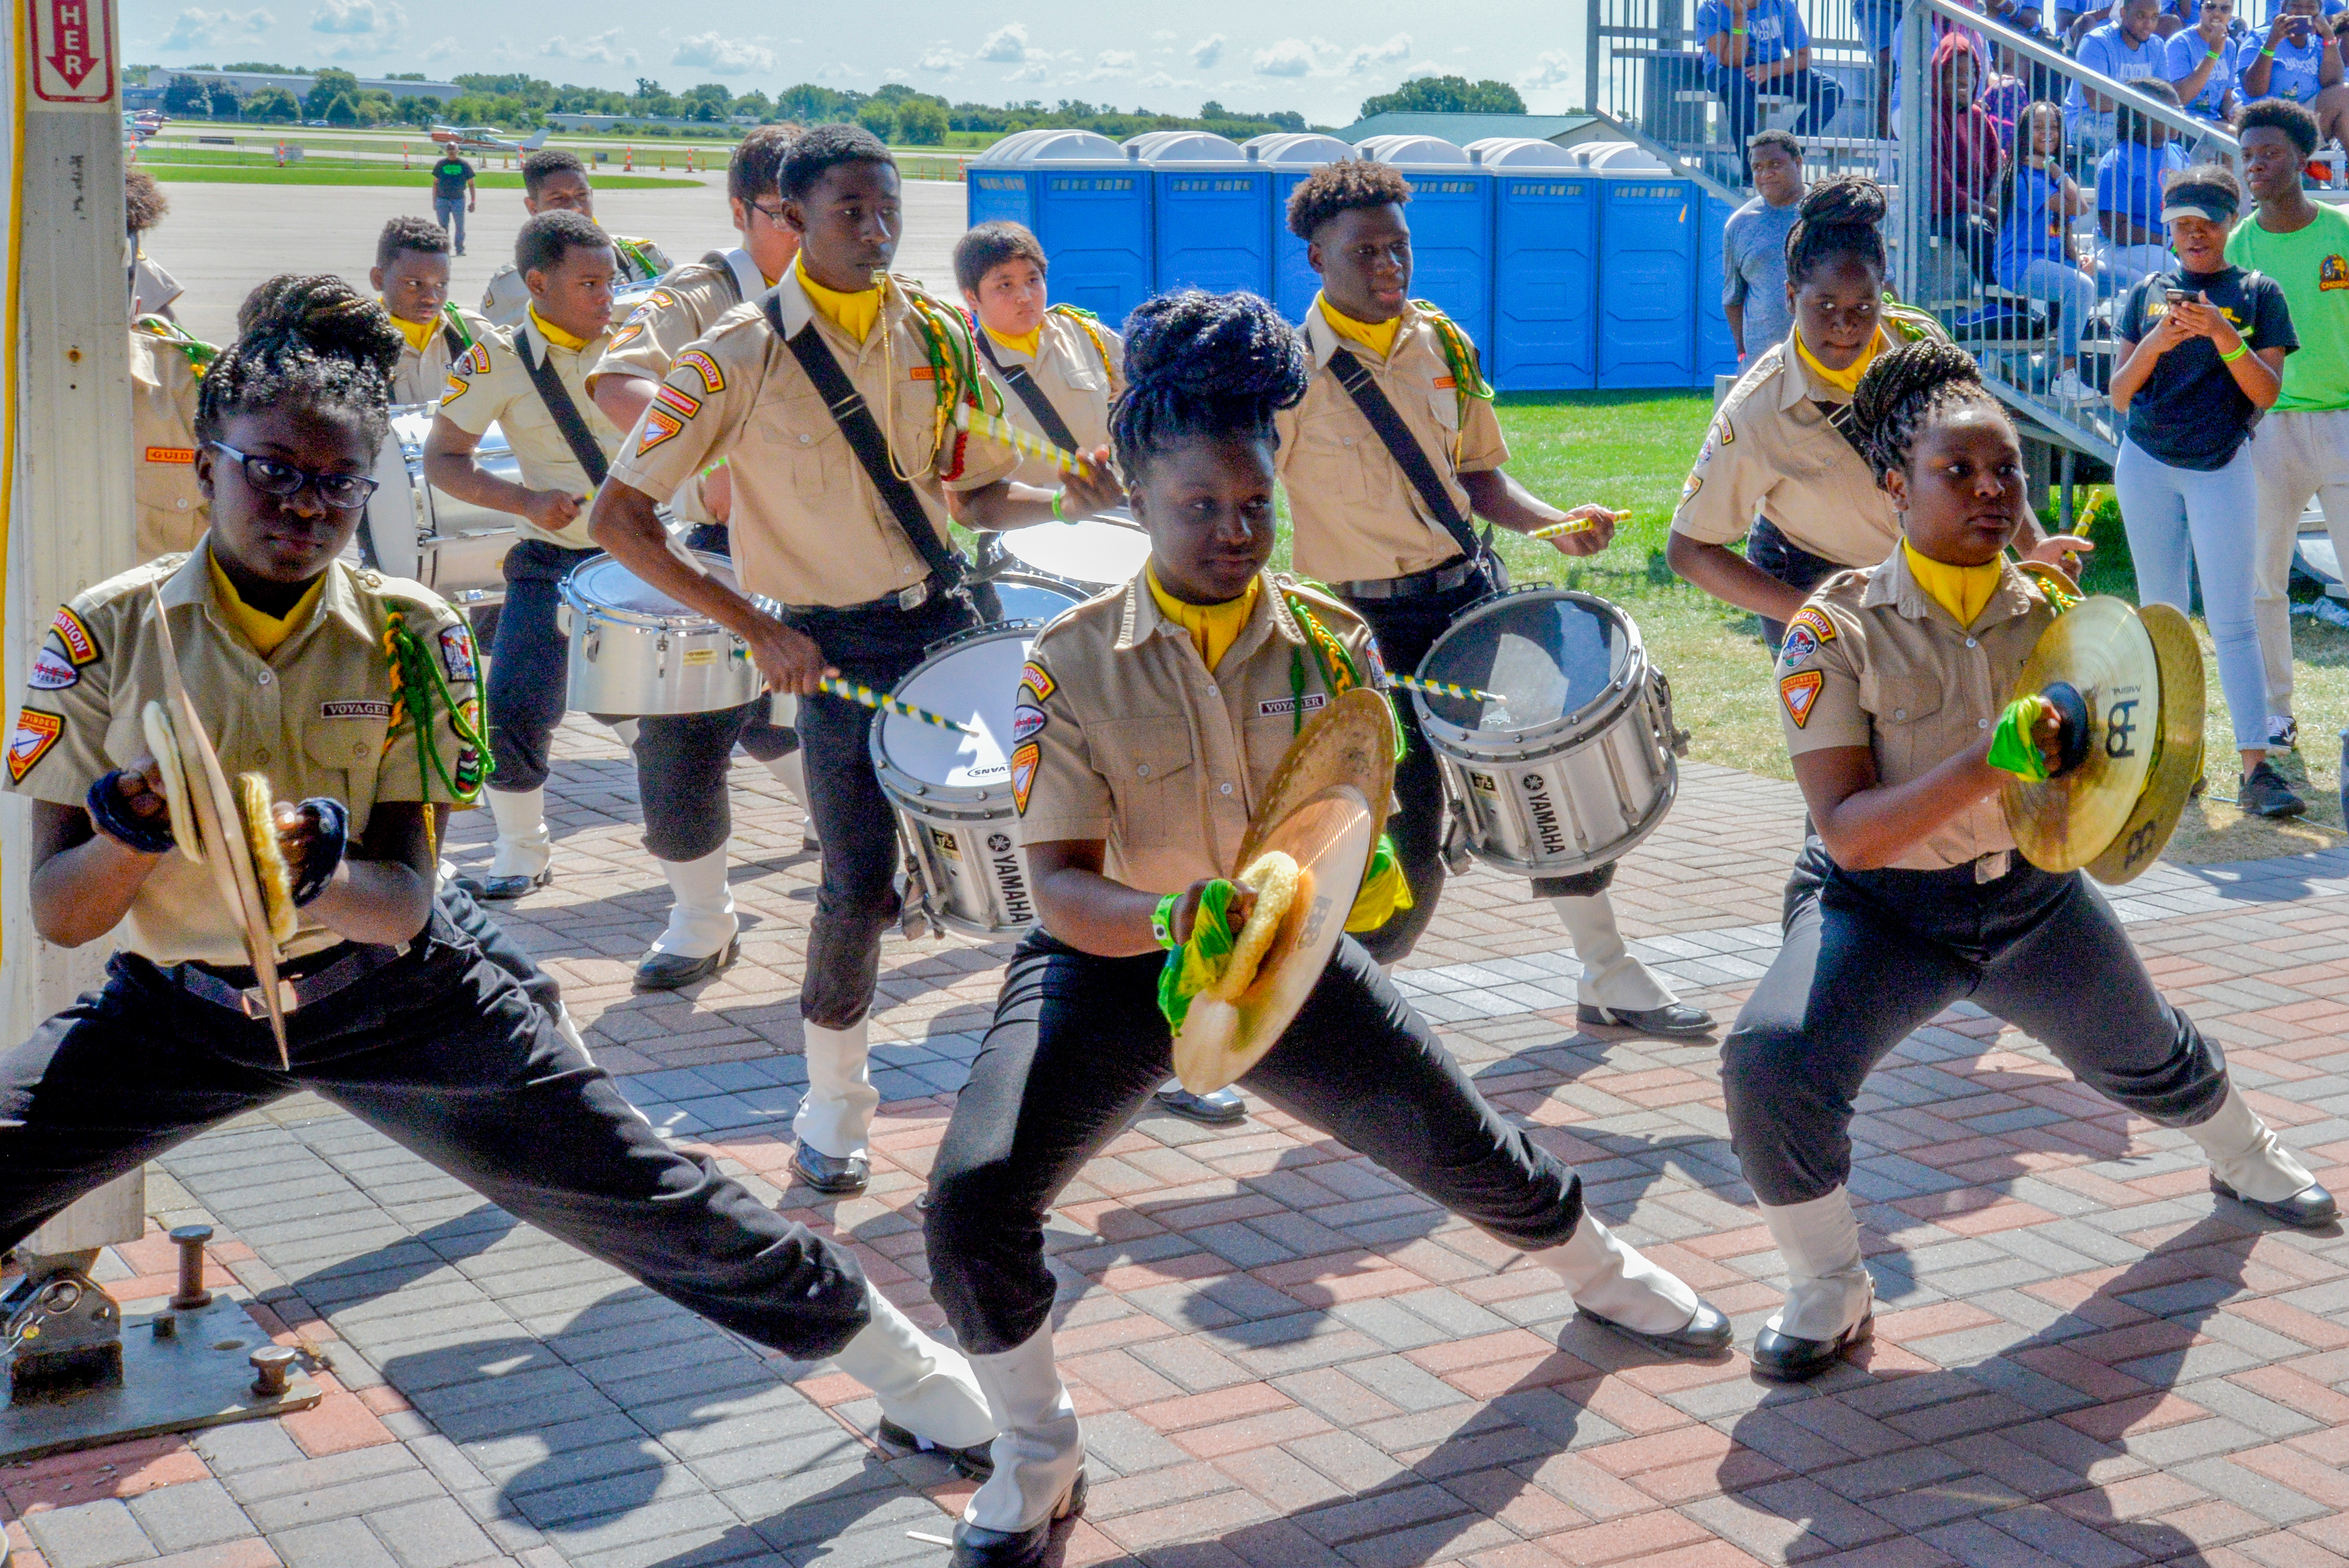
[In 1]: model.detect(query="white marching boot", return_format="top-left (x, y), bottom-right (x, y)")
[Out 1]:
top-left (1549, 894), bottom-right (1711, 1035)
top-left (792, 1019), bottom-right (878, 1194)
top-left (764, 749), bottom-right (820, 850)
top-left (829, 1284), bottom-right (996, 1474)
top-left (1533, 1214), bottom-right (1726, 1353)
top-left (478, 785), bottom-right (553, 897)
top-left (954, 1323), bottom-right (1086, 1566)
top-left (1752, 1188), bottom-right (1875, 1381)
top-left (634, 847), bottom-right (740, 991)
top-left (2187, 1083), bottom-right (2338, 1226)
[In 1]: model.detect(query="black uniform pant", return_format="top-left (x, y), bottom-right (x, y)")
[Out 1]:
top-left (783, 587), bottom-right (980, 1029)
top-left (1341, 565), bottom-right (1614, 965)
top-left (680, 522), bottom-right (799, 771)
top-left (926, 932), bottom-right (1583, 1355)
top-left (1722, 859), bottom-right (2229, 1208)
top-left (1747, 518), bottom-right (1848, 654)
top-left (0, 904), bottom-right (872, 1361)
top-left (487, 540), bottom-right (606, 794)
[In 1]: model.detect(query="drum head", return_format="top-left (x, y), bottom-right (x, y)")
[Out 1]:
top-left (1000, 518), bottom-right (1152, 590)
top-left (567, 551), bottom-right (739, 620)
top-left (989, 573), bottom-right (1088, 625)
top-left (877, 628), bottom-right (1035, 790)
top-left (1418, 589), bottom-right (1632, 733)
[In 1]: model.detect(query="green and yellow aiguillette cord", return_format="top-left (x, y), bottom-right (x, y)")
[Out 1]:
top-left (383, 609), bottom-right (491, 803)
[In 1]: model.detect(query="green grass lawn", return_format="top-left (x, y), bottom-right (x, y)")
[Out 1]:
top-left (140, 164), bottom-right (699, 190)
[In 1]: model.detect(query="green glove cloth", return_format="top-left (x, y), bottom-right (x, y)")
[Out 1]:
top-left (1987, 694), bottom-right (2055, 781)
top-left (1158, 879), bottom-right (1239, 1032)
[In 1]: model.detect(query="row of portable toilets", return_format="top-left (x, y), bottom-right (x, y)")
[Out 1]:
top-left (966, 128), bottom-right (1742, 392)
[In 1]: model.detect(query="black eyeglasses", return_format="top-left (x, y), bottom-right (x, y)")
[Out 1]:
top-left (208, 442), bottom-right (379, 511)
top-left (746, 200), bottom-right (789, 225)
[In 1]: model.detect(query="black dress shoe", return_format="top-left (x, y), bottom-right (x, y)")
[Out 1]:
top-left (1583, 1299), bottom-right (1734, 1357)
top-left (2212, 1175), bottom-right (2340, 1228)
top-left (633, 939), bottom-right (740, 992)
top-left (878, 1418), bottom-right (993, 1480)
top-left (1578, 1002), bottom-right (1716, 1037)
top-left (951, 1471), bottom-right (1086, 1567)
top-left (1153, 1085), bottom-right (1246, 1125)
top-left (792, 1144), bottom-right (870, 1196)
top-left (458, 866), bottom-right (552, 902)
top-left (1751, 1314), bottom-right (1873, 1382)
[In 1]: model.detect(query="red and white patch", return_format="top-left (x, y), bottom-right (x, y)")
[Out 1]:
top-left (49, 607), bottom-right (99, 666)
top-left (1780, 670), bottom-right (1824, 729)
top-left (29, 641), bottom-right (80, 690)
top-left (1017, 661), bottom-right (1055, 703)
top-left (676, 348), bottom-right (725, 396)
top-left (653, 383), bottom-right (702, 420)
top-left (8, 709), bottom-right (64, 782)
top-left (1011, 702), bottom-right (1047, 744)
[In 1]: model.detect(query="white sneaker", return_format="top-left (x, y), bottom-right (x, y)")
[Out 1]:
top-left (2050, 368), bottom-right (2091, 403)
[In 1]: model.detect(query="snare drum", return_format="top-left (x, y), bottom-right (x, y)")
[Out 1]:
top-left (987, 571), bottom-right (1089, 626)
top-left (997, 511), bottom-right (1152, 593)
top-left (870, 623), bottom-right (1041, 938)
top-left (362, 406), bottom-right (521, 608)
top-left (560, 551), bottom-right (766, 716)
top-left (1410, 587), bottom-right (1685, 879)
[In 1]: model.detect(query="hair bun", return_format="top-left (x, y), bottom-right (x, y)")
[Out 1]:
top-left (1121, 289), bottom-right (1309, 412)
top-left (236, 274), bottom-right (403, 384)
top-left (1799, 175), bottom-right (1887, 231)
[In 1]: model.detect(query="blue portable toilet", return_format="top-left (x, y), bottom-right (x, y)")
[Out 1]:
top-left (1248, 133), bottom-right (1358, 322)
top-left (969, 129), bottom-right (1151, 327)
top-left (1694, 187), bottom-right (1741, 381)
top-left (1128, 131), bottom-right (1272, 297)
top-left (1595, 168), bottom-right (1697, 389)
top-left (1472, 139), bottom-right (1596, 392)
top-left (1358, 136), bottom-right (1494, 354)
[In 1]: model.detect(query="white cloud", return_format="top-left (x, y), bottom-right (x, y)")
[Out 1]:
top-left (1005, 60), bottom-right (1051, 82)
top-left (310, 0), bottom-right (401, 33)
top-left (1088, 48), bottom-right (1136, 78)
top-left (670, 31), bottom-right (775, 74)
top-left (1150, 29), bottom-right (1175, 43)
top-left (1190, 33), bottom-right (1225, 69)
top-left (1518, 50), bottom-right (1573, 90)
top-left (538, 27), bottom-right (635, 65)
top-left (977, 22), bottom-right (1031, 63)
top-left (1341, 33), bottom-right (1411, 74)
top-left (162, 6), bottom-right (272, 49)
top-left (814, 60), bottom-right (861, 80)
top-left (918, 44), bottom-right (958, 73)
top-left (421, 33), bottom-right (459, 60)
top-left (1253, 38), bottom-right (1315, 76)
top-left (1139, 70), bottom-right (1189, 90)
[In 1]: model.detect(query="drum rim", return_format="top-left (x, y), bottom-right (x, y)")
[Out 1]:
top-left (1411, 585), bottom-right (1647, 758)
top-left (560, 549), bottom-right (741, 630)
top-left (870, 621), bottom-right (1039, 802)
top-left (1436, 750), bottom-right (1681, 878)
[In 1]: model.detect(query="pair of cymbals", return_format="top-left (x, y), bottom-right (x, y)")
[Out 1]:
top-left (2002, 596), bottom-right (2205, 884)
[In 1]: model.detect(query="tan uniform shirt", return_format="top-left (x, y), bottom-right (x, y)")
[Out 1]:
top-left (1776, 547), bottom-right (2056, 871)
top-left (976, 310), bottom-right (1126, 490)
top-left (435, 316), bottom-right (623, 549)
top-left (480, 234), bottom-right (673, 329)
top-left (1274, 302), bottom-right (1509, 584)
top-left (4, 547), bottom-right (482, 965)
top-left (390, 306), bottom-right (493, 409)
top-left (130, 326), bottom-right (207, 562)
top-left (1016, 572), bottom-right (1386, 894)
top-left (605, 269), bottom-right (1017, 608)
top-left (588, 251), bottom-right (767, 525)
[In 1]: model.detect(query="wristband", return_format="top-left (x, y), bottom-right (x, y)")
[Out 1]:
top-left (2209, 47), bottom-right (2225, 60)
top-left (289, 798), bottom-right (349, 908)
top-left (1050, 489), bottom-right (1067, 522)
top-left (1152, 892), bottom-right (1182, 950)
top-left (2220, 342), bottom-right (2249, 363)
top-left (1732, 25), bottom-right (1748, 33)
top-left (87, 770), bottom-right (176, 855)
top-left (2263, 45), bottom-right (2277, 57)
top-left (1986, 695), bottom-right (2056, 782)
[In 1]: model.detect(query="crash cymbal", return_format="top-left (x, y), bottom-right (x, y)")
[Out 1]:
top-left (2086, 601), bottom-right (2206, 886)
top-left (1235, 686), bottom-right (1396, 889)
top-left (1171, 784), bottom-right (1377, 1096)
top-left (2002, 596), bottom-right (2161, 874)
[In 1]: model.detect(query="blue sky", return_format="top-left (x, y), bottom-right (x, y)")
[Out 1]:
top-left (124, 1), bottom-right (1587, 124)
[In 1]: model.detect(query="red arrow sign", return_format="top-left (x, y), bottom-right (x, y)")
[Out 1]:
top-left (30, 0), bottom-right (115, 104)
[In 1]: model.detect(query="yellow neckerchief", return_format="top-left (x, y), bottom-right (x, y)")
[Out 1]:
top-left (208, 547), bottom-right (325, 658)
top-left (527, 304), bottom-right (588, 354)
top-left (985, 323), bottom-right (1043, 358)
top-left (1317, 292), bottom-right (1402, 360)
top-left (1148, 565), bottom-right (1261, 673)
top-left (797, 254), bottom-right (881, 343)
top-left (1795, 324), bottom-right (1884, 397)
top-left (1903, 539), bottom-right (2003, 630)
top-left (385, 305), bottom-right (436, 353)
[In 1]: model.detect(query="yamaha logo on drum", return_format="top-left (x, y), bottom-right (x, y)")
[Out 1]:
top-left (1519, 772), bottom-right (1571, 858)
top-left (987, 834), bottom-right (1033, 924)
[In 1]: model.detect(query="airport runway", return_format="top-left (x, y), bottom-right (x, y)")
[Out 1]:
top-left (149, 174), bottom-right (970, 344)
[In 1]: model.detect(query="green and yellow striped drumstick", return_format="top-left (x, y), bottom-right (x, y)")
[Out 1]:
top-left (955, 404), bottom-right (1095, 477)
top-left (819, 676), bottom-right (979, 736)
top-left (1527, 508), bottom-right (1625, 541)
top-left (1389, 674), bottom-right (1503, 704)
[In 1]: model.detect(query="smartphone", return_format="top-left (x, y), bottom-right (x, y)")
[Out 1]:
top-left (2166, 288), bottom-right (2189, 305)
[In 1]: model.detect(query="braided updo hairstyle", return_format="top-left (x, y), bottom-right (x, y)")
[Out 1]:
top-left (1786, 175), bottom-right (1888, 289)
top-left (1848, 339), bottom-right (2006, 484)
top-left (1110, 289), bottom-right (1310, 478)
top-left (199, 274), bottom-right (403, 453)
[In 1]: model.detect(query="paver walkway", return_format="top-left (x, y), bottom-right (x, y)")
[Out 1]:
top-left (7, 720), bottom-right (2348, 1568)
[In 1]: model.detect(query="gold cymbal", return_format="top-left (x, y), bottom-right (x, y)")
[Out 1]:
top-left (2086, 601), bottom-right (2206, 886)
top-left (1235, 686), bottom-right (1396, 889)
top-left (2002, 596), bottom-right (2162, 873)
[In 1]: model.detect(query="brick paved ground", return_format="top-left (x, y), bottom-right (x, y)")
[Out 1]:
top-left (7, 718), bottom-right (2349, 1568)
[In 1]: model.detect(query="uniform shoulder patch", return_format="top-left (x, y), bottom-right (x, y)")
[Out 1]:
top-left (50, 607), bottom-right (100, 666)
top-left (1788, 605), bottom-right (1836, 643)
top-left (653, 383), bottom-right (702, 420)
top-left (8, 708), bottom-right (64, 782)
top-left (1780, 670), bottom-right (1825, 729)
top-left (2324, 254), bottom-right (2349, 291)
top-left (1018, 660), bottom-right (1056, 703)
top-left (637, 406), bottom-right (685, 454)
top-left (29, 639), bottom-right (81, 690)
top-left (1778, 606), bottom-right (1839, 666)
top-left (676, 348), bottom-right (725, 396)
top-left (1010, 740), bottom-right (1041, 815)
top-left (1011, 701), bottom-right (1048, 744)
top-left (438, 623), bottom-right (478, 685)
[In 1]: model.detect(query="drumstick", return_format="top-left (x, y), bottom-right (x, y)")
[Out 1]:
top-left (1528, 508), bottom-right (1625, 541)
top-left (819, 676), bottom-right (980, 736)
top-left (955, 404), bottom-right (1096, 478)
top-left (1388, 674), bottom-right (1503, 704)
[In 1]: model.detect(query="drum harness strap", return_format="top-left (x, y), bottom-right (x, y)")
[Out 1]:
top-left (514, 327), bottom-right (610, 489)
top-left (701, 248), bottom-right (766, 308)
top-left (977, 330), bottom-right (1083, 455)
top-left (1323, 346), bottom-right (1490, 572)
top-left (764, 292), bottom-right (972, 596)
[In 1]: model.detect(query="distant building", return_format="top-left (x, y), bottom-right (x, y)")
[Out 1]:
top-left (1333, 111), bottom-right (1606, 148)
top-left (152, 69), bottom-right (463, 105)
top-left (546, 112), bottom-right (760, 133)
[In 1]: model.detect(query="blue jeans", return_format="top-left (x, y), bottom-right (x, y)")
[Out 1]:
top-left (1716, 69), bottom-right (1846, 174)
top-left (434, 194), bottom-right (466, 253)
top-left (2011, 257), bottom-right (2099, 359)
top-left (2115, 438), bottom-right (2268, 750)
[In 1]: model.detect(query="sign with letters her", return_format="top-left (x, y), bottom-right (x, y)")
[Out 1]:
top-left (30, 0), bottom-right (116, 105)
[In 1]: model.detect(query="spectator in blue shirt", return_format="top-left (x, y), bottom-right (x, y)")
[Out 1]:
top-left (1857, 0), bottom-right (1903, 138)
top-left (2068, 0), bottom-right (2174, 158)
top-left (2168, 0), bottom-right (2245, 121)
top-left (1700, 0), bottom-right (1846, 179)
top-left (2240, 0), bottom-right (2349, 149)
top-left (1998, 99), bottom-right (2107, 401)
top-left (2097, 80), bottom-right (2192, 287)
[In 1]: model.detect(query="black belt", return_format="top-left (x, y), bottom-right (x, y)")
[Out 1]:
top-left (151, 940), bottom-right (412, 1020)
top-left (1334, 555), bottom-right (1485, 601)
top-left (772, 572), bottom-right (955, 617)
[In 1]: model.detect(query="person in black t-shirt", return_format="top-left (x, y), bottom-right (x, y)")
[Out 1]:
top-left (430, 151), bottom-right (477, 256)
top-left (2109, 166), bottom-right (2306, 818)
